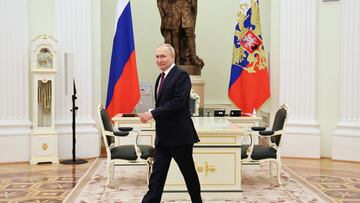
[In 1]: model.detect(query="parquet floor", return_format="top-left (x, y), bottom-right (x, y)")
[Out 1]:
top-left (0, 158), bottom-right (359, 202)
top-left (0, 159), bottom-right (94, 203)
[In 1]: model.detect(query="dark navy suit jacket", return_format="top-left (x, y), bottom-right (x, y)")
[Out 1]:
top-left (151, 65), bottom-right (199, 146)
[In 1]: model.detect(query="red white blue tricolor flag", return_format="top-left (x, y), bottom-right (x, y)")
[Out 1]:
top-left (228, 0), bottom-right (270, 114)
top-left (106, 0), bottom-right (140, 118)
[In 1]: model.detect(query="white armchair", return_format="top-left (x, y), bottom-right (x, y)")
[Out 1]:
top-left (241, 104), bottom-right (288, 185)
top-left (97, 105), bottom-right (154, 185)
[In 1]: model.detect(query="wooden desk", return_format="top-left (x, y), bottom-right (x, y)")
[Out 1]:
top-left (227, 116), bottom-right (262, 127)
top-left (164, 117), bottom-right (243, 199)
top-left (112, 116), bottom-right (261, 199)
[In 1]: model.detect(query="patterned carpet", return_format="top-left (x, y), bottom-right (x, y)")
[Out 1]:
top-left (304, 174), bottom-right (360, 202)
top-left (66, 159), bottom-right (333, 203)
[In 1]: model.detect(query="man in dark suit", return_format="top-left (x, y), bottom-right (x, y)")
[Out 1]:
top-left (140, 43), bottom-right (202, 203)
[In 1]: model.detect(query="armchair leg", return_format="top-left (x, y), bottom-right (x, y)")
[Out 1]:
top-left (146, 164), bottom-right (150, 185)
top-left (269, 162), bottom-right (273, 177)
top-left (146, 158), bottom-right (154, 185)
top-left (106, 162), bottom-right (110, 185)
top-left (107, 162), bottom-right (114, 186)
top-left (276, 160), bottom-right (282, 185)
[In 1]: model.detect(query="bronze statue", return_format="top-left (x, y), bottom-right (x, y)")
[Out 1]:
top-left (157, 0), bottom-right (204, 75)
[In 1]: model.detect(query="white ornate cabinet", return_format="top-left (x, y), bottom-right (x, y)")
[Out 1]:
top-left (29, 35), bottom-right (59, 164)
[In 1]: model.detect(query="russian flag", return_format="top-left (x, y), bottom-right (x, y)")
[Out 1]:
top-left (228, 0), bottom-right (270, 114)
top-left (106, 0), bottom-right (140, 119)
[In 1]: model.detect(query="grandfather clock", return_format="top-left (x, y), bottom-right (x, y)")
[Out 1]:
top-left (30, 34), bottom-right (59, 164)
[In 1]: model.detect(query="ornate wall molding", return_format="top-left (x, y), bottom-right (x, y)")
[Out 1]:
top-left (54, 0), bottom-right (99, 158)
top-left (0, 0), bottom-right (30, 162)
top-left (333, 0), bottom-right (360, 161)
top-left (279, 0), bottom-right (320, 158)
top-left (337, 0), bottom-right (360, 125)
top-left (54, 0), bottom-right (93, 120)
top-left (0, 0), bottom-right (29, 122)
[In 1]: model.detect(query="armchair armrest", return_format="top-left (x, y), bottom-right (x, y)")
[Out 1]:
top-left (104, 131), bottom-right (113, 136)
top-left (243, 126), bottom-right (266, 146)
top-left (104, 130), bottom-right (129, 137)
top-left (251, 126), bottom-right (266, 131)
top-left (118, 127), bottom-right (133, 132)
top-left (251, 130), bottom-right (284, 150)
top-left (256, 130), bottom-right (283, 137)
top-left (114, 131), bottom-right (129, 136)
top-left (245, 129), bottom-right (283, 156)
top-left (259, 131), bottom-right (274, 136)
top-left (132, 128), bottom-right (142, 157)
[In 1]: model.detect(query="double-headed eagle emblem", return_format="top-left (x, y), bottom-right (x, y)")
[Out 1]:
top-left (232, 1), bottom-right (267, 73)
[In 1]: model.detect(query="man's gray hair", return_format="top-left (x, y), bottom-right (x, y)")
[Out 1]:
top-left (158, 43), bottom-right (175, 56)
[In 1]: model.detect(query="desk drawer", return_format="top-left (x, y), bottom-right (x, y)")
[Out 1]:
top-left (164, 146), bottom-right (242, 191)
top-left (198, 135), bottom-right (239, 145)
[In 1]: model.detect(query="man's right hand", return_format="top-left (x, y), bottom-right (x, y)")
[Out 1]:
top-left (139, 111), bottom-right (153, 123)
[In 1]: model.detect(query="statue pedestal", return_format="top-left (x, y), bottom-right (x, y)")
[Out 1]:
top-left (190, 75), bottom-right (205, 108)
top-left (181, 64), bottom-right (202, 75)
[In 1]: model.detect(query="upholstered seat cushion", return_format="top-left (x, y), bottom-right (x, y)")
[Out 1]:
top-left (110, 145), bottom-right (138, 160)
top-left (139, 145), bottom-right (155, 159)
top-left (241, 145), bottom-right (277, 160)
top-left (110, 145), bottom-right (154, 161)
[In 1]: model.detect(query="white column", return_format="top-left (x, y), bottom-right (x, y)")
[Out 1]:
top-left (54, 0), bottom-right (99, 159)
top-left (333, 0), bottom-right (360, 161)
top-left (279, 0), bottom-right (320, 158)
top-left (0, 0), bottom-right (31, 162)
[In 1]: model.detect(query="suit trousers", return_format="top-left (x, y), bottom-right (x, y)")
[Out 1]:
top-left (142, 143), bottom-right (202, 203)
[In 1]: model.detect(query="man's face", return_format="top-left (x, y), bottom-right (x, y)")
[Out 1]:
top-left (155, 46), bottom-right (175, 71)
